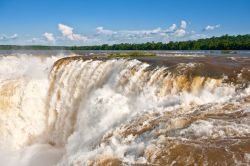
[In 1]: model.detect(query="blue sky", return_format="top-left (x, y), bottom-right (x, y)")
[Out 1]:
top-left (0, 0), bottom-right (250, 45)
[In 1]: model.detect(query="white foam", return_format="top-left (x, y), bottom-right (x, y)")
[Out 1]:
top-left (178, 119), bottom-right (250, 139)
top-left (0, 55), bottom-right (248, 165)
top-left (0, 144), bottom-right (63, 166)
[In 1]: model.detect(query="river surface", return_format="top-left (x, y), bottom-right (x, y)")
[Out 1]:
top-left (0, 50), bottom-right (250, 165)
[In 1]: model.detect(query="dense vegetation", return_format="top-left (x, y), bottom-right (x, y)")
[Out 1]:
top-left (0, 34), bottom-right (250, 50)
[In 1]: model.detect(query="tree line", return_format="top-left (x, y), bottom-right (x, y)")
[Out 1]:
top-left (1, 34), bottom-right (250, 50)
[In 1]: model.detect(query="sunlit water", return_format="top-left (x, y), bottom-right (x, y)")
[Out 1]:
top-left (0, 51), bottom-right (250, 165)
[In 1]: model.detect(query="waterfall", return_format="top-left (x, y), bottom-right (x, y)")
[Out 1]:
top-left (0, 55), bottom-right (249, 165)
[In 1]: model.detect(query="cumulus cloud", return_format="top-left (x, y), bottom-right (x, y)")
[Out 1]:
top-left (174, 29), bottom-right (186, 37)
top-left (43, 32), bottom-right (55, 42)
top-left (204, 24), bottom-right (220, 31)
top-left (140, 28), bottom-right (161, 35)
top-left (123, 28), bottom-right (163, 36)
top-left (96, 27), bottom-right (117, 35)
top-left (95, 20), bottom-right (189, 42)
top-left (2, 20), bottom-right (211, 45)
top-left (96, 27), bottom-right (163, 37)
top-left (172, 20), bottom-right (187, 37)
top-left (58, 23), bottom-right (88, 41)
top-left (180, 20), bottom-right (187, 29)
top-left (94, 27), bottom-right (167, 43)
top-left (164, 24), bottom-right (177, 33)
top-left (0, 34), bottom-right (18, 41)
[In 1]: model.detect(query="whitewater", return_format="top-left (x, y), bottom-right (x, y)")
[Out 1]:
top-left (0, 52), bottom-right (250, 165)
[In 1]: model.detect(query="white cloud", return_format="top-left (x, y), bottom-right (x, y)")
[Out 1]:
top-left (96, 27), bottom-right (163, 37)
top-left (93, 20), bottom-right (192, 44)
top-left (0, 34), bottom-right (18, 41)
top-left (142, 27), bottom-right (161, 35)
top-left (204, 24), bottom-right (220, 31)
top-left (124, 28), bottom-right (162, 36)
top-left (164, 24), bottom-right (177, 33)
top-left (95, 20), bottom-right (190, 43)
top-left (43, 32), bottom-right (55, 42)
top-left (174, 29), bottom-right (186, 37)
top-left (1, 20), bottom-right (211, 45)
top-left (96, 27), bottom-right (117, 35)
top-left (180, 20), bottom-right (187, 29)
top-left (58, 23), bottom-right (88, 41)
top-left (190, 33), bottom-right (208, 40)
top-left (95, 27), bottom-right (159, 44)
top-left (172, 20), bottom-right (187, 37)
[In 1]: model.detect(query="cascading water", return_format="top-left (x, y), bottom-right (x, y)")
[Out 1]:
top-left (0, 53), bottom-right (250, 166)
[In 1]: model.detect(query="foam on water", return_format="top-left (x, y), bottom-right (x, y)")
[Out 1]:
top-left (0, 54), bottom-right (249, 165)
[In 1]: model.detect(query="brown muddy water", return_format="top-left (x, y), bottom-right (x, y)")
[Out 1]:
top-left (0, 51), bottom-right (250, 166)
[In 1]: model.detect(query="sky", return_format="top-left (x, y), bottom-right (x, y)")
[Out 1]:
top-left (0, 0), bottom-right (250, 46)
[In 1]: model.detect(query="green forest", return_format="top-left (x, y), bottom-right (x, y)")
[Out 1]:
top-left (1, 34), bottom-right (250, 50)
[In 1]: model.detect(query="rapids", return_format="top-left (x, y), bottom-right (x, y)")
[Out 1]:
top-left (0, 53), bottom-right (250, 165)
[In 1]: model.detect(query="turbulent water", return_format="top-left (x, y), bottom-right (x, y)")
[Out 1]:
top-left (0, 53), bottom-right (250, 166)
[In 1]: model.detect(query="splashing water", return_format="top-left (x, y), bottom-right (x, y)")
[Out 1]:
top-left (0, 54), bottom-right (250, 166)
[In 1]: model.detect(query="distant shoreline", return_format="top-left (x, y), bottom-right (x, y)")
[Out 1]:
top-left (1, 34), bottom-right (250, 50)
